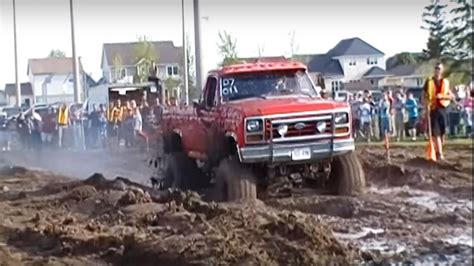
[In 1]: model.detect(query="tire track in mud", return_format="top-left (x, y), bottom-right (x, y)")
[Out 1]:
top-left (263, 146), bottom-right (473, 264)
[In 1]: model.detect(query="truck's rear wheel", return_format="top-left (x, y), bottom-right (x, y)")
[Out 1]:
top-left (164, 152), bottom-right (205, 190)
top-left (213, 157), bottom-right (257, 202)
top-left (328, 151), bottom-right (365, 195)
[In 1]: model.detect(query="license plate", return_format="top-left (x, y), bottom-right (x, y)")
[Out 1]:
top-left (291, 147), bottom-right (311, 161)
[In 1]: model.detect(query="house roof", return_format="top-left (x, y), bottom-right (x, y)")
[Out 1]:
top-left (27, 57), bottom-right (84, 75)
top-left (327, 37), bottom-right (385, 57)
top-left (306, 54), bottom-right (344, 77)
top-left (102, 41), bottom-right (183, 67)
top-left (298, 37), bottom-right (383, 77)
top-left (4, 82), bottom-right (33, 96)
top-left (387, 64), bottom-right (421, 77)
top-left (363, 66), bottom-right (388, 78)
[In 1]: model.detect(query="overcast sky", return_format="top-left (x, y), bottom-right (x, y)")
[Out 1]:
top-left (0, 0), bottom-right (452, 90)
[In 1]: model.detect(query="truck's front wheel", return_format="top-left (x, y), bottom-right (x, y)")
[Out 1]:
top-left (213, 157), bottom-right (257, 202)
top-left (328, 151), bottom-right (366, 195)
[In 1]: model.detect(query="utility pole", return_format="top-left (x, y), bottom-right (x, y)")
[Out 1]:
top-left (182, 0), bottom-right (189, 105)
top-left (12, 0), bottom-right (21, 107)
top-left (69, 0), bottom-right (81, 103)
top-left (193, 0), bottom-right (204, 91)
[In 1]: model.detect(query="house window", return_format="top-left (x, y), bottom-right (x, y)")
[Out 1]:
top-left (348, 60), bottom-right (357, 66)
top-left (331, 81), bottom-right (342, 91)
top-left (167, 65), bottom-right (179, 76)
top-left (367, 58), bottom-right (378, 65)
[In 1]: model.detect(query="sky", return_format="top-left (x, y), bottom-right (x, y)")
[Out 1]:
top-left (0, 0), bottom-right (449, 91)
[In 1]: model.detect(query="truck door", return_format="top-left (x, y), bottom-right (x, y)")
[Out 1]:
top-left (193, 75), bottom-right (219, 154)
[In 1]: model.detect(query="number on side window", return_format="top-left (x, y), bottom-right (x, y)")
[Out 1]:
top-left (222, 78), bottom-right (238, 96)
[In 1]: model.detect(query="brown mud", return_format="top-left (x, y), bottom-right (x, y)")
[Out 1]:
top-left (0, 144), bottom-right (472, 265)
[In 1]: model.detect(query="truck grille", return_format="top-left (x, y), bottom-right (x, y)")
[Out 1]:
top-left (265, 114), bottom-right (333, 142)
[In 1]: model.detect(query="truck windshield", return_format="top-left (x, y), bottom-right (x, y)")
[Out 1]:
top-left (220, 70), bottom-right (318, 101)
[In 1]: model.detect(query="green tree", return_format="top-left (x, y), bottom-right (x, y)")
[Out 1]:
top-left (447, 0), bottom-right (473, 59)
top-left (421, 0), bottom-right (450, 60)
top-left (133, 35), bottom-right (158, 83)
top-left (48, 49), bottom-right (66, 58)
top-left (217, 31), bottom-right (239, 66)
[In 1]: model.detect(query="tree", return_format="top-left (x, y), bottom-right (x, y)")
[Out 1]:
top-left (134, 35), bottom-right (158, 83)
top-left (288, 30), bottom-right (299, 59)
top-left (421, 0), bottom-right (450, 60)
top-left (446, 0), bottom-right (473, 59)
top-left (386, 52), bottom-right (424, 69)
top-left (217, 31), bottom-right (239, 66)
top-left (48, 49), bottom-right (66, 58)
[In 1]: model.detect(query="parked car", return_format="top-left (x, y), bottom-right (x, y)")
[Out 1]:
top-left (152, 61), bottom-right (366, 202)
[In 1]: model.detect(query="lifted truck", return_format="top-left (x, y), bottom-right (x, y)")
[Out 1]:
top-left (155, 61), bottom-right (365, 201)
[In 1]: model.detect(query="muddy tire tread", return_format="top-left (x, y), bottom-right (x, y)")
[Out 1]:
top-left (330, 151), bottom-right (366, 195)
top-left (214, 157), bottom-right (257, 202)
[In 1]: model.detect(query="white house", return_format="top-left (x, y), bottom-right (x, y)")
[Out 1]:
top-left (27, 57), bottom-right (86, 104)
top-left (297, 37), bottom-right (388, 93)
top-left (3, 82), bottom-right (35, 106)
top-left (100, 41), bottom-right (183, 99)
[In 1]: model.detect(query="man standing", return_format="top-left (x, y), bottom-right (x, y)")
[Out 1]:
top-left (405, 92), bottom-right (419, 141)
top-left (423, 62), bottom-right (453, 161)
top-left (57, 103), bottom-right (69, 148)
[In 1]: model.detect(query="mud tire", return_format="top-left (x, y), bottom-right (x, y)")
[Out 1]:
top-left (328, 151), bottom-right (366, 195)
top-left (213, 157), bottom-right (257, 202)
top-left (164, 152), bottom-right (205, 190)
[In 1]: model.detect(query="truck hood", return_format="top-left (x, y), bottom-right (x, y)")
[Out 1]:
top-left (226, 96), bottom-right (349, 117)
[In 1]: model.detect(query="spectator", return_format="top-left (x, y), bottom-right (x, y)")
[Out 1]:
top-left (394, 91), bottom-right (406, 141)
top-left (358, 97), bottom-right (373, 142)
top-left (88, 104), bottom-right (100, 148)
top-left (462, 89), bottom-right (473, 137)
top-left (405, 92), bottom-right (419, 141)
top-left (57, 103), bottom-right (69, 148)
top-left (98, 104), bottom-right (108, 148)
top-left (41, 107), bottom-right (56, 148)
top-left (379, 93), bottom-right (391, 140)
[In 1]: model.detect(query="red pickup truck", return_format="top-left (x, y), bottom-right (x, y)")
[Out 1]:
top-left (156, 60), bottom-right (365, 201)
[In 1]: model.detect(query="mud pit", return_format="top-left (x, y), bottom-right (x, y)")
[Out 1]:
top-left (0, 144), bottom-right (472, 265)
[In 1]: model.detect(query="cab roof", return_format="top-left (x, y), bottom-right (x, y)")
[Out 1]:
top-left (211, 61), bottom-right (307, 76)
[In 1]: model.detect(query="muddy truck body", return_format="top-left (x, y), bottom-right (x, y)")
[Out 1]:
top-left (153, 61), bottom-right (365, 201)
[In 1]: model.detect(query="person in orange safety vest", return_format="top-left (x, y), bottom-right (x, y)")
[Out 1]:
top-left (423, 62), bottom-right (453, 161)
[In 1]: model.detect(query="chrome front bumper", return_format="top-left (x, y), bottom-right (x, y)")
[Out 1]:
top-left (238, 138), bottom-right (354, 163)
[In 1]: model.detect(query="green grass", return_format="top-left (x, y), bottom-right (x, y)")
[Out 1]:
top-left (356, 138), bottom-right (473, 147)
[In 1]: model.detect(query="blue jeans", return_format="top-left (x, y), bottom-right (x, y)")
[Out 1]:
top-left (380, 116), bottom-right (390, 138)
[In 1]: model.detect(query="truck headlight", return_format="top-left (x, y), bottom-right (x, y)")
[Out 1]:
top-left (334, 112), bottom-right (349, 124)
top-left (316, 121), bottom-right (327, 132)
top-left (246, 119), bottom-right (263, 132)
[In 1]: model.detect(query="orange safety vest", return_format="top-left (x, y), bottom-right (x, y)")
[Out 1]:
top-left (107, 106), bottom-right (114, 122)
top-left (57, 107), bottom-right (69, 125)
top-left (425, 77), bottom-right (450, 110)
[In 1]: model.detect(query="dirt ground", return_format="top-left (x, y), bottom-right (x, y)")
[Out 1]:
top-left (0, 143), bottom-right (472, 265)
